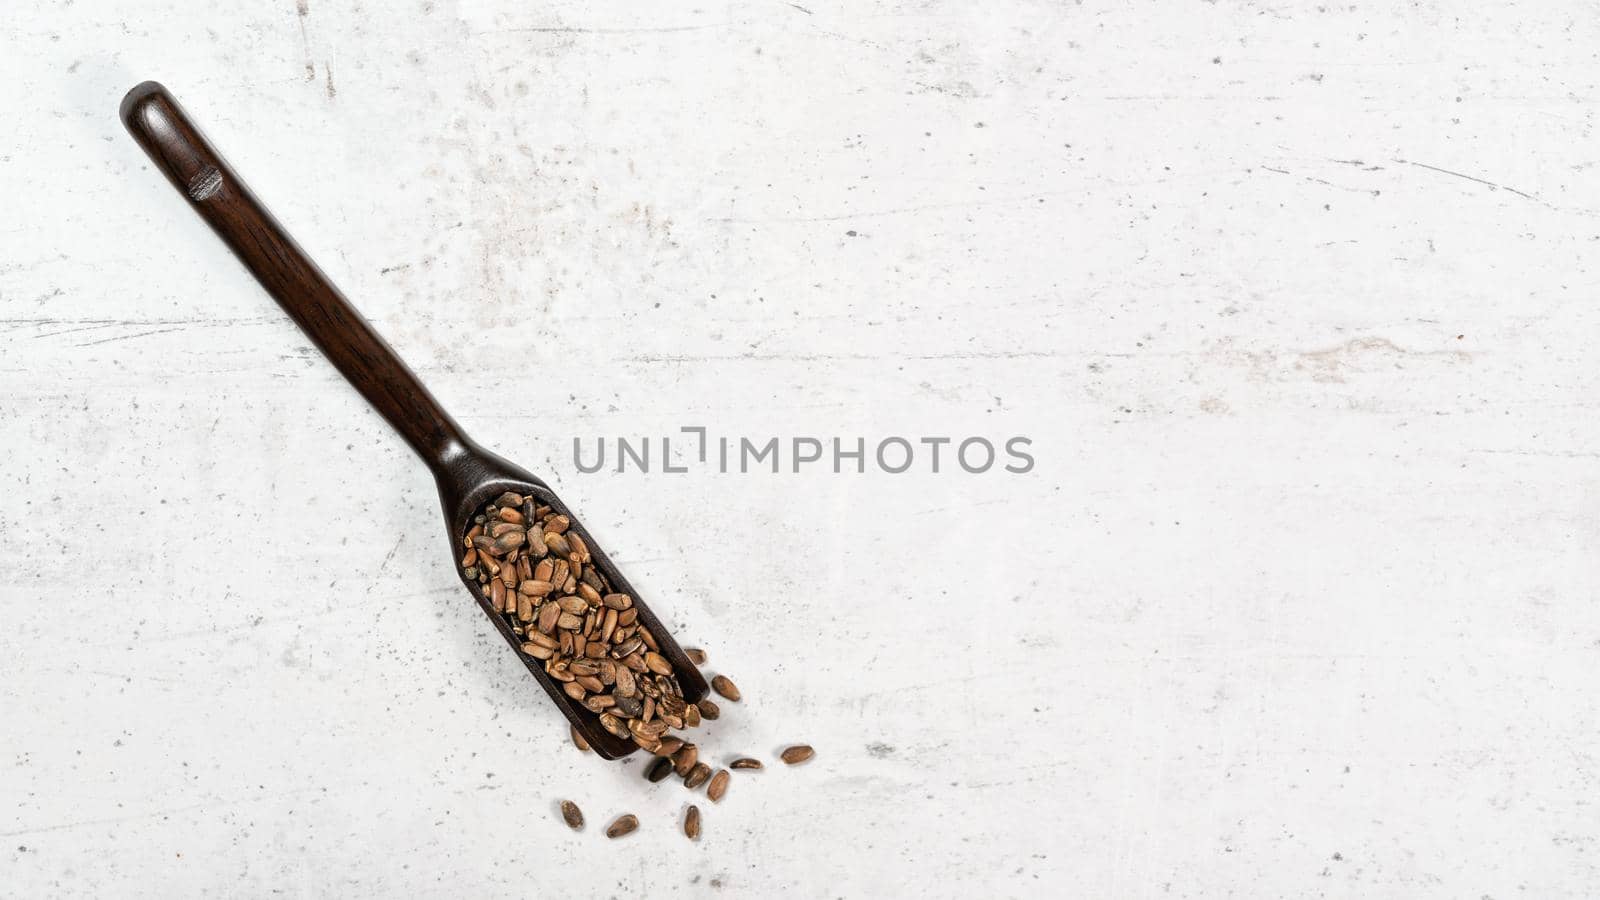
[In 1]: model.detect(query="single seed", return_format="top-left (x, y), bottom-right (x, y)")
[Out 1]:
top-left (697, 699), bottom-right (721, 720)
top-left (711, 675), bottom-right (741, 702)
top-left (537, 602), bottom-right (560, 634)
top-left (631, 718), bottom-right (667, 738)
top-left (683, 805), bottom-right (701, 840)
top-left (655, 736), bottom-right (685, 758)
top-left (570, 725), bottom-right (590, 753)
top-left (613, 666), bottom-right (636, 697)
top-left (729, 757), bottom-right (763, 770)
top-left (685, 647), bottom-right (707, 665)
top-left (545, 533), bottom-right (571, 558)
top-left (646, 756), bottom-right (675, 783)
top-left (602, 593), bottom-right (632, 610)
top-left (519, 580), bottom-right (553, 597)
top-left (568, 532), bottom-right (590, 562)
top-left (780, 745), bottom-right (815, 765)
top-left (562, 681), bottom-right (586, 701)
top-left (605, 815), bottom-right (638, 839)
top-left (683, 703), bottom-right (701, 728)
top-left (599, 713), bottom-right (628, 738)
top-left (559, 800), bottom-right (583, 830)
top-left (673, 744), bottom-right (698, 777)
top-left (644, 651), bottom-right (673, 675)
top-left (544, 514), bottom-right (570, 535)
top-left (707, 769), bottom-right (730, 802)
top-left (684, 762), bottom-right (712, 790)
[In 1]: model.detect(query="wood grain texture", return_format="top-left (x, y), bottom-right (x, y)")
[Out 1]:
top-left (4, 1), bottom-right (1600, 897)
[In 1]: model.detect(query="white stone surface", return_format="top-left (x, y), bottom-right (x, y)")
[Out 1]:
top-left (4, 1), bottom-right (1600, 897)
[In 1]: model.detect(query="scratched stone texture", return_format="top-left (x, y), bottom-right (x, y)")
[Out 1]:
top-left (4, 1), bottom-right (1600, 897)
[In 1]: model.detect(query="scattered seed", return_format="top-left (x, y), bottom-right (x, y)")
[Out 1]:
top-left (685, 647), bottom-right (707, 665)
top-left (780, 745), bottom-right (815, 765)
top-left (559, 800), bottom-right (583, 830)
top-left (697, 698), bottom-right (721, 720)
top-left (711, 675), bottom-right (741, 702)
top-left (730, 757), bottom-right (763, 770)
top-left (707, 769), bottom-right (730, 802)
top-left (683, 804), bottom-right (701, 840)
top-left (605, 814), bottom-right (639, 839)
top-left (570, 725), bottom-right (590, 753)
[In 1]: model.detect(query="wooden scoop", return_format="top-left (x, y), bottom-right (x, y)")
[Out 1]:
top-left (120, 81), bottom-right (706, 758)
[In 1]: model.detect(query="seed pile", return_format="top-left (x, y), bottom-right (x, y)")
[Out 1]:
top-left (461, 491), bottom-right (709, 751)
top-left (462, 494), bottom-right (819, 844)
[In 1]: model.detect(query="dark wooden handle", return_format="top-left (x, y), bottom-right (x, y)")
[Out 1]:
top-left (120, 80), bottom-right (472, 473)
